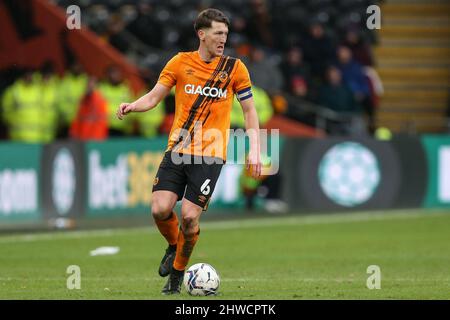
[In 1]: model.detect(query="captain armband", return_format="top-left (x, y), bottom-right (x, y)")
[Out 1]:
top-left (236, 87), bottom-right (253, 102)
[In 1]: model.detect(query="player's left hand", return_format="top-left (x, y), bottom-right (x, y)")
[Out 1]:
top-left (246, 150), bottom-right (261, 178)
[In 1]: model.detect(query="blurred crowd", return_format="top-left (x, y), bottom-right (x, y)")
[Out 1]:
top-left (0, 0), bottom-right (383, 143)
top-left (0, 62), bottom-right (164, 142)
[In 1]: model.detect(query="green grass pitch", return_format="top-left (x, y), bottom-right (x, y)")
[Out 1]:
top-left (0, 209), bottom-right (449, 299)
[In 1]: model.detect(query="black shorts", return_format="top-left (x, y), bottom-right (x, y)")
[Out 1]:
top-left (152, 152), bottom-right (224, 210)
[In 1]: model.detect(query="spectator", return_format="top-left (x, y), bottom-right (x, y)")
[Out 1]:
top-left (70, 77), bottom-right (108, 141)
top-left (319, 66), bottom-right (362, 134)
top-left (58, 62), bottom-right (88, 138)
top-left (247, 0), bottom-right (274, 48)
top-left (341, 27), bottom-right (374, 67)
top-left (106, 14), bottom-right (130, 53)
top-left (319, 66), bottom-right (359, 113)
top-left (133, 71), bottom-right (165, 138)
top-left (159, 89), bottom-right (176, 135)
top-left (126, 2), bottom-right (163, 48)
top-left (302, 21), bottom-right (336, 78)
top-left (98, 65), bottom-right (135, 136)
top-left (284, 77), bottom-right (322, 127)
top-left (2, 69), bottom-right (58, 143)
top-left (336, 46), bottom-right (371, 102)
top-left (229, 15), bottom-right (251, 57)
top-left (40, 63), bottom-right (59, 140)
top-left (230, 85), bottom-right (273, 129)
top-left (281, 46), bottom-right (311, 95)
top-left (246, 46), bottom-right (284, 95)
top-left (137, 94), bottom-right (165, 138)
top-left (336, 45), bottom-right (374, 133)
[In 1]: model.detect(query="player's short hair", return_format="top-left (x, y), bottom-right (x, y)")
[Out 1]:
top-left (194, 8), bottom-right (230, 32)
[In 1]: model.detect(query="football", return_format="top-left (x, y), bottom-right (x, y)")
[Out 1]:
top-left (183, 263), bottom-right (220, 296)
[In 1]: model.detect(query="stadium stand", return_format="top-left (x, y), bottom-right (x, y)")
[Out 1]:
top-left (375, 0), bottom-right (450, 133)
top-left (3, 0), bottom-right (448, 141)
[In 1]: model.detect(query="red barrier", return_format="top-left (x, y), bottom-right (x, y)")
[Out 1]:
top-left (0, 0), bottom-right (145, 95)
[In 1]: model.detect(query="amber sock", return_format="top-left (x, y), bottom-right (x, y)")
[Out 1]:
top-left (173, 228), bottom-right (200, 271)
top-left (154, 211), bottom-right (179, 246)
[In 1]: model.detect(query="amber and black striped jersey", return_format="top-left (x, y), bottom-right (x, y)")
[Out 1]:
top-left (157, 51), bottom-right (252, 160)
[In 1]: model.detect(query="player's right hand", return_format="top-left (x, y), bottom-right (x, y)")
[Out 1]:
top-left (117, 102), bottom-right (134, 120)
top-left (246, 149), bottom-right (262, 178)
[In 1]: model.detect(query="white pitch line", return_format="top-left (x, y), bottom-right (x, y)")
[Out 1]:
top-left (0, 209), bottom-right (448, 244)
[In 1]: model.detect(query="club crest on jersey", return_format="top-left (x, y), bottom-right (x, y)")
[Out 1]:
top-left (217, 70), bottom-right (228, 82)
top-left (184, 84), bottom-right (227, 98)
